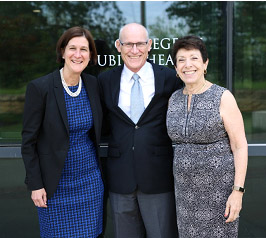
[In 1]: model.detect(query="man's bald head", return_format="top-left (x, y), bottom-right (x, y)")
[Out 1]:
top-left (119, 23), bottom-right (149, 42)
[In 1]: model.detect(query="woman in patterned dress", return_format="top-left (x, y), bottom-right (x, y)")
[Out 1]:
top-left (21, 27), bottom-right (104, 237)
top-left (166, 36), bottom-right (248, 237)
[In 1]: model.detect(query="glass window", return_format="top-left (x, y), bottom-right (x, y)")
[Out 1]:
top-left (238, 156), bottom-right (266, 237)
top-left (1, 2), bottom-right (266, 144)
top-left (233, 2), bottom-right (266, 143)
top-left (0, 1), bottom-right (229, 143)
top-left (0, 2), bottom-right (266, 238)
top-left (158, 1), bottom-right (227, 87)
top-left (0, 1), bottom-right (126, 143)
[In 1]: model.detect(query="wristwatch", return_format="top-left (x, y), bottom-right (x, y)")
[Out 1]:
top-left (232, 185), bottom-right (245, 193)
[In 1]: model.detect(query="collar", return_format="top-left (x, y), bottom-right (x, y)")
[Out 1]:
top-left (122, 61), bottom-right (151, 82)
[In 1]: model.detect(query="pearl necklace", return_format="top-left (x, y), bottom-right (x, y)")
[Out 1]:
top-left (184, 80), bottom-right (207, 96)
top-left (60, 68), bottom-right (82, 97)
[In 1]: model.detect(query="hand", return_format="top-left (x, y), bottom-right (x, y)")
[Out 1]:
top-left (31, 188), bottom-right (47, 208)
top-left (224, 190), bottom-right (243, 223)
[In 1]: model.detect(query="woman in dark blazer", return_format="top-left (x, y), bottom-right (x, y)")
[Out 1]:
top-left (21, 26), bottom-right (104, 238)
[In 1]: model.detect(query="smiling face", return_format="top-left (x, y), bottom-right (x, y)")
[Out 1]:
top-left (62, 36), bottom-right (90, 75)
top-left (175, 48), bottom-right (209, 85)
top-left (116, 23), bottom-right (152, 73)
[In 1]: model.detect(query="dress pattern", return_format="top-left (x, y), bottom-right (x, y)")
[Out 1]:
top-left (38, 83), bottom-right (104, 237)
top-left (166, 84), bottom-right (239, 238)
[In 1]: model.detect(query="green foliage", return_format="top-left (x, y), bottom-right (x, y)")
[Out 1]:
top-left (233, 2), bottom-right (266, 88)
top-left (165, 1), bottom-right (227, 86)
top-left (0, 86), bottom-right (26, 95)
top-left (0, 1), bottom-right (125, 89)
top-left (148, 17), bottom-right (182, 68)
top-left (0, 113), bottom-right (22, 127)
top-left (163, 1), bottom-right (266, 89)
top-left (0, 113), bottom-right (23, 142)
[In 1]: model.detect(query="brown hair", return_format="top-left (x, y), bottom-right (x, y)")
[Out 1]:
top-left (56, 26), bottom-right (97, 65)
top-left (172, 35), bottom-right (208, 66)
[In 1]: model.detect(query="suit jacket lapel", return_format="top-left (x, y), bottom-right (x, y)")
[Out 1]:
top-left (110, 66), bottom-right (134, 123)
top-left (111, 66), bottom-right (123, 106)
top-left (53, 69), bottom-right (69, 135)
top-left (82, 73), bottom-right (100, 142)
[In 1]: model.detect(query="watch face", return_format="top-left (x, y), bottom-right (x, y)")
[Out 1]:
top-left (233, 185), bottom-right (245, 193)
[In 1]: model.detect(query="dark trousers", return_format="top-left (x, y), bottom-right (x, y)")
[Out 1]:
top-left (109, 189), bottom-right (178, 238)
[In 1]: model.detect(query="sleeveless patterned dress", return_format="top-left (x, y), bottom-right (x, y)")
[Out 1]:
top-left (37, 82), bottom-right (104, 237)
top-left (166, 84), bottom-right (239, 238)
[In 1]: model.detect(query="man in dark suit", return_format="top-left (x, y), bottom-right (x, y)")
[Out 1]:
top-left (98, 23), bottom-right (182, 238)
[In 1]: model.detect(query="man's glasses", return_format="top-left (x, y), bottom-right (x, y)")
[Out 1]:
top-left (119, 40), bottom-right (148, 49)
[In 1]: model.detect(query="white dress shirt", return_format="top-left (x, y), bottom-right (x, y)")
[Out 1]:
top-left (118, 62), bottom-right (155, 118)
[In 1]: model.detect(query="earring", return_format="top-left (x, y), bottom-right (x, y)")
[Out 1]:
top-left (204, 69), bottom-right (207, 75)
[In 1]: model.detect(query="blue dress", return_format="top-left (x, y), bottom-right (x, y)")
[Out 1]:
top-left (38, 82), bottom-right (104, 238)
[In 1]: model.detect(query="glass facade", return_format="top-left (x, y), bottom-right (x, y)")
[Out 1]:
top-left (0, 1), bottom-right (265, 237)
top-left (233, 2), bottom-right (266, 143)
top-left (1, 1), bottom-right (266, 144)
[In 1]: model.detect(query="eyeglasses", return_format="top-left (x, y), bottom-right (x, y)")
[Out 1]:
top-left (119, 40), bottom-right (148, 49)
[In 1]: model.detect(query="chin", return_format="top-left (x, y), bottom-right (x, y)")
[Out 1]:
top-left (72, 66), bottom-right (86, 73)
top-left (131, 62), bottom-right (145, 70)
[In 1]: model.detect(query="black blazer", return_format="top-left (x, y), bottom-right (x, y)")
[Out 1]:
top-left (98, 62), bottom-right (183, 194)
top-left (21, 69), bottom-right (102, 199)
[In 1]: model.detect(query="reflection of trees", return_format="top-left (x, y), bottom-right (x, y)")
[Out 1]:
top-left (165, 1), bottom-right (226, 86)
top-left (0, 2), bottom-right (48, 88)
top-left (149, 16), bottom-right (184, 39)
top-left (0, 1), bottom-right (125, 89)
top-left (234, 2), bottom-right (266, 88)
top-left (148, 17), bottom-right (180, 67)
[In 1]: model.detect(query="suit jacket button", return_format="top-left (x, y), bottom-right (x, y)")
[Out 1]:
top-left (135, 125), bottom-right (139, 129)
top-left (132, 146), bottom-right (134, 151)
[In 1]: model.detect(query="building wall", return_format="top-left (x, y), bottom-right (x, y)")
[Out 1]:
top-left (0, 2), bottom-right (265, 237)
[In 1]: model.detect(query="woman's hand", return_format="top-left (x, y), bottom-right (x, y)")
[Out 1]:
top-left (31, 188), bottom-right (47, 208)
top-left (224, 190), bottom-right (243, 223)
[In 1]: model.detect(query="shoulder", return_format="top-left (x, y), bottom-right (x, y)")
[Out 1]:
top-left (169, 88), bottom-right (183, 103)
top-left (24, 70), bottom-right (59, 102)
top-left (98, 66), bottom-right (122, 79)
top-left (150, 62), bottom-right (176, 74)
top-left (31, 71), bottom-right (55, 85)
top-left (221, 88), bottom-right (236, 104)
top-left (168, 88), bottom-right (183, 110)
top-left (151, 63), bottom-right (177, 84)
top-left (210, 84), bottom-right (233, 100)
top-left (82, 72), bottom-right (99, 92)
top-left (98, 69), bottom-right (111, 80)
top-left (207, 84), bottom-right (228, 99)
top-left (151, 63), bottom-right (183, 89)
top-left (220, 88), bottom-right (242, 126)
top-left (27, 69), bottom-right (58, 93)
top-left (212, 84), bottom-right (227, 92)
top-left (82, 72), bottom-right (97, 82)
top-left (162, 66), bottom-right (176, 77)
top-left (217, 85), bottom-right (239, 115)
top-left (171, 88), bottom-right (183, 98)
